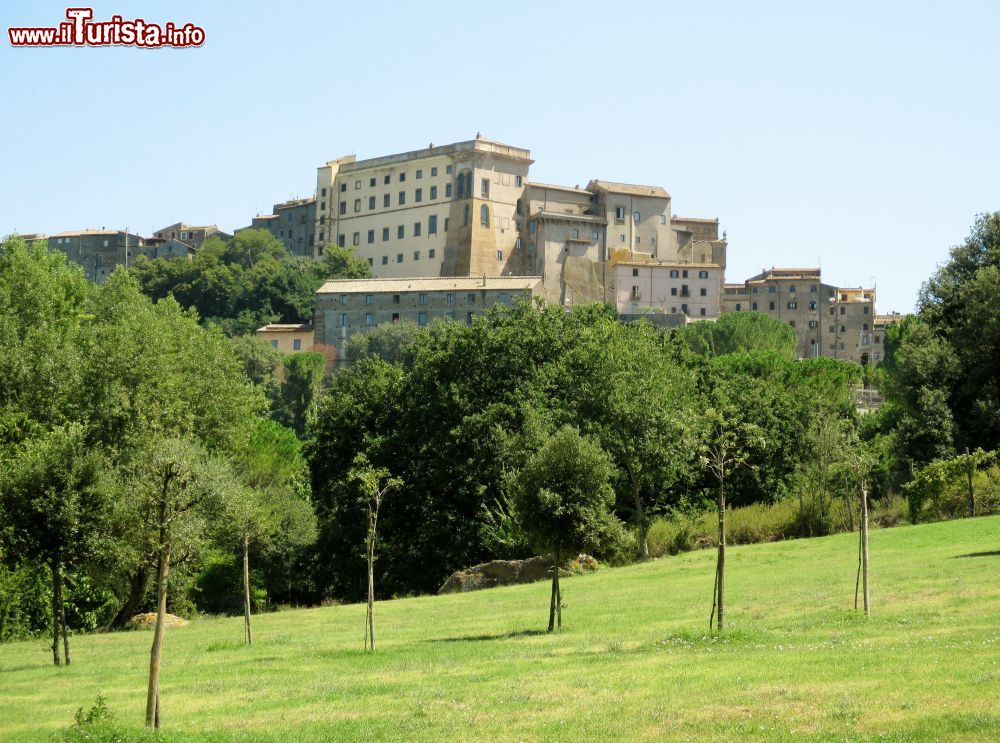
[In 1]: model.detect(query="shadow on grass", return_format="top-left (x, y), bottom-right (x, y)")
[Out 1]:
top-left (424, 629), bottom-right (548, 643)
top-left (952, 550), bottom-right (1000, 558)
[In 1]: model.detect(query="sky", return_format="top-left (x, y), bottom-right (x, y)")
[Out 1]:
top-left (2, 0), bottom-right (998, 313)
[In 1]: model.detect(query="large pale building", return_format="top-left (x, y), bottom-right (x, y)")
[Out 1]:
top-left (152, 223), bottom-right (230, 250)
top-left (48, 229), bottom-right (146, 284)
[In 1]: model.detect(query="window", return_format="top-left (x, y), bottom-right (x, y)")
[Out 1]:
top-left (528, 221), bottom-right (537, 234)
top-left (321, 187), bottom-right (327, 197)
top-left (633, 211), bottom-right (640, 223)
top-left (875, 335), bottom-right (882, 344)
top-left (352, 232), bottom-right (360, 246)
top-left (339, 201), bottom-right (347, 215)
top-left (429, 248), bottom-right (436, 258)
top-left (769, 301), bottom-right (776, 310)
top-left (572, 228), bottom-right (580, 239)
top-left (392, 312), bottom-right (400, 322)
top-left (681, 304), bottom-right (689, 315)
top-left (650, 237), bottom-right (656, 247)
top-left (752, 302), bottom-right (758, 310)
top-left (463, 204), bottom-right (470, 227)
top-left (415, 188), bottom-right (423, 203)
top-left (293, 339), bottom-right (302, 351)
top-left (789, 320), bottom-right (796, 328)
top-left (444, 219), bottom-right (449, 232)
top-left (619, 234), bottom-right (626, 243)
top-left (840, 307), bottom-right (846, 315)
top-left (768, 285), bottom-right (776, 293)
top-left (398, 191), bottom-right (406, 205)
top-left (669, 270), bottom-right (679, 278)
top-left (660, 214), bottom-right (667, 224)
top-left (398, 225), bottom-right (405, 239)
top-left (384, 194), bottom-right (391, 208)
top-left (367, 230), bottom-right (375, 244)
top-left (338, 234), bottom-right (345, 247)
top-left (366, 313), bottom-right (374, 326)
top-left (369, 196), bottom-right (376, 210)
top-left (384, 174), bottom-right (391, 185)
top-left (446, 164), bottom-right (453, 174)
top-left (480, 204), bottom-right (490, 227)
top-left (682, 270), bottom-right (689, 278)
top-left (366, 294), bottom-right (374, 305)
top-left (840, 324), bottom-right (847, 332)
top-left (445, 183), bottom-right (453, 198)
top-left (828, 325), bottom-right (835, 333)
top-left (456, 173), bottom-right (466, 197)
top-left (788, 301), bottom-right (797, 309)
top-left (431, 167), bottom-right (438, 177)
top-left (615, 206), bottom-right (626, 222)
top-left (339, 313), bottom-right (347, 327)
top-left (632, 268), bottom-right (639, 277)
top-left (382, 256), bottom-right (388, 265)
top-left (808, 320), bottom-right (818, 328)
top-left (635, 236), bottom-right (640, 245)
top-left (411, 221), bottom-right (420, 237)
top-left (515, 175), bottom-right (523, 187)
top-left (809, 300), bottom-right (817, 310)
top-left (789, 285), bottom-right (797, 293)
top-left (340, 183), bottom-right (347, 192)
top-left (671, 287), bottom-right (678, 296)
top-left (467, 293), bottom-right (475, 303)
top-left (736, 303), bottom-right (742, 311)
top-left (681, 284), bottom-right (689, 295)
top-left (397, 253), bottom-right (403, 263)
top-left (700, 288), bottom-right (707, 297)
top-left (446, 293), bottom-right (455, 305)
top-left (700, 308), bottom-right (707, 317)
top-left (863, 305), bottom-right (870, 314)
top-left (370, 177), bottom-right (376, 187)
top-left (419, 294), bottom-right (427, 304)
top-left (499, 293), bottom-right (510, 304)
top-left (429, 215), bottom-right (437, 234)
top-left (382, 227), bottom-right (390, 241)
top-left (496, 250), bottom-right (503, 261)
top-left (354, 198), bottom-right (361, 212)
top-left (592, 230), bottom-right (600, 240)
top-left (320, 215), bottom-right (326, 226)
top-left (481, 178), bottom-right (490, 197)
top-left (415, 169), bottom-right (422, 179)
top-left (392, 294), bottom-right (400, 304)
top-left (414, 250), bottom-right (420, 260)
top-left (810, 285), bottom-right (817, 292)
top-left (418, 312), bottom-right (427, 326)
top-left (270, 340), bottom-right (278, 349)
top-left (515, 238), bottom-right (522, 250)
top-left (699, 270), bottom-right (709, 279)
top-left (355, 180), bottom-right (361, 190)
top-left (863, 323), bottom-right (870, 331)
top-left (430, 186), bottom-right (437, 200)
top-left (399, 172), bottom-right (406, 182)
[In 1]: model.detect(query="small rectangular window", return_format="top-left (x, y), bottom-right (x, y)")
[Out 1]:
top-left (367, 230), bottom-right (375, 244)
top-left (370, 177), bottom-right (376, 187)
top-left (769, 301), bottom-right (776, 310)
top-left (352, 232), bottom-right (360, 246)
top-left (384, 174), bottom-right (391, 185)
top-left (355, 180), bottom-right (361, 190)
top-left (354, 198), bottom-right (361, 213)
top-left (340, 183), bottom-right (347, 192)
top-left (384, 194), bottom-right (391, 208)
top-left (381, 256), bottom-right (388, 265)
top-left (481, 178), bottom-right (490, 197)
top-left (431, 167), bottom-right (438, 177)
top-left (414, 250), bottom-right (420, 260)
top-left (429, 248), bottom-right (436, 258)
top-left (700, 288), bottom-right (707, 297)
top-left (496, 250), bottom-right (503, 261)
top-left (382, 227), bottom-right (390, 241)
top-left (699, 270), bottom-right (709, 279)
top-left (633, 211), bottom-right (640, 223)
top-left (397, 253), bottom-right (403, 263)
top-left (446, 293), bottom-right (455, 305)
top-left (399, 172), bottom-right (406, 182)
top-left (338, 234), bottom-right (345, 247)
top-left (270, 339), bottom-right (278, 348)
top-left (339, 313), bottom-right (347, 327)
top-left (416, 169), bottom-right (423, 179)
top-left (515, 175), bottom-right (523, 187)
top-left (293, 339), bottom-right (302, 351)
top-left (467, 293), bottom-right (475, 303)
top-left (369, 196), bottom-right (376, 210)
top-left (366, 294), bottom-right (374, 305)
top-left (429, 215), bottom-right (438, 234)
top-left (398, 225), bottom-right (405, 239)
top-left (339, 201), bottom-right (347, 215)
top-left (419, 293), bottom-right (428, 304)
top-left (445, 183), bottom-right (453, 198)
top-left (632, 268), bottom-right (639, 276)
top-left (366, 313), bottom-right (374, 326)
top-left (415, 188), bottom-right (423, 203)
top-left (414, 222), bottom-right (422, 237)
top-left (418, 312), bottom-right (427, 326)
top-left (392, 294), bottom-right (400, 304)
top-left (321, 187), bottom-right (327, 197)
top-left (659, 214), bottom-right (666, 224)
top-left (446, 164), bottom-right (453, 174)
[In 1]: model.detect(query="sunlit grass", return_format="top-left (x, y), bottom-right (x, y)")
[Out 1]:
top-left (1, 516), bottom-right (998, 741)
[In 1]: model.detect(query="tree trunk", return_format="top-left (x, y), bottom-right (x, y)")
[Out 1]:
top-left (632, 482), bottom-right (648, 560)
top-left (146, 518), bottom-right (171, 729)
top-left (548, 553), bottom-right (558, 632)
top-left (716, 480), bottom-right (726, 631)
top-left (242, 532), bottom-right (252, 645)
top-left (57, 566), bottom-right (70, 666)
top-left (798, 487), bottom-right (805, 538)
top-left (110, 568), bottom-right (150, 629)
top-left (365, 508), bottom-right (376, 652)
top-left (854, 523), bottom-right (862, 610)
top-left (861, 484), bottom-right (870, 619)
top-left (966, 447), bottom-right (975, 517)
top-left (50, 562), bottom-right (61, 666)
top-left (555, 549), bottom-right (562, 630)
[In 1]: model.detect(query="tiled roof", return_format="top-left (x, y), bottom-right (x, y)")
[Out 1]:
top-left (589, 180), bottom-right (670, 198)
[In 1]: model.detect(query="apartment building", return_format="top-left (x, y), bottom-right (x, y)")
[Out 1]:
top-left (256, 322), bottom-right (314, 354)
top-left (48, 229), bottom-right (146, 284)
top-left (723, 268), bottom-right (879, 363)
top-left (313, 275), bottom-right (542, 365)
top-left (250, 197), bottom-right (316, 257)
top-left (152, 222), bottom-right (230, 250)
top-left (616, 261), bottom-right (724, 318)
top-left (312, 137), bottom-right (532, 280)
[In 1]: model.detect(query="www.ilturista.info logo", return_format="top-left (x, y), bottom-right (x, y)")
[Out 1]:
top-left (8, 8), bottom-right (205, 48)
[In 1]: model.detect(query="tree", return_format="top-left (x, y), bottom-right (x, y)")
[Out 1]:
top-left (839, 434), bottom-right (877, 618)
top-left (349, 455), bottom-right (400, 651)
top-left (702, 404), bottom-right (763, 632)
top-left (676, 312), bottom-right (798, 359)
top-left (563, 321), bottom-right (700, 559)
top-left (126, 438), bottom-right (238, 729)
top-left (276, 352), bottom-right (326, 436)
top-left (0, 424), bottom-right (112, 665)
top-left (513, 426), bottom-right (622, 631)
top-left (224, 419), bottom-right (315, 644)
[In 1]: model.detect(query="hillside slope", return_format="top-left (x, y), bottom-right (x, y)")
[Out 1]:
top-left (1, 516), bottom-right (998, 741)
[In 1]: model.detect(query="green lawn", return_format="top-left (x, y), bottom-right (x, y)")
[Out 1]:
top-left (1, 516), bottom-right (998, 741)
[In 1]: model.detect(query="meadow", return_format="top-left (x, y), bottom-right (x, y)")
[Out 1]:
top-left (1, 516), bottom-right (997, 741)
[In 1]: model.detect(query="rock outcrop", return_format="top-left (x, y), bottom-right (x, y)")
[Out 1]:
top-left (439, 554), bottom-right (599, 594)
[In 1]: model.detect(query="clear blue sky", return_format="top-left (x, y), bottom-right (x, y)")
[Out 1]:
top-left (2, 0), bottom-right (998, 312)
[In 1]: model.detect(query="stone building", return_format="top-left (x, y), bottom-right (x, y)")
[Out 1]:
top-left (616, 261), bottom-right (724, 319)
top-left (48, 229), bottom-right (146, 284)
top-left (313, 138), bottom-right (532, 280)
top-left (313, 275), bottom-right (542, 365)
top-left (255, 322), bottom-right (314, 354)
top-left (152, 223), bottom-right (230, 250)
top-left (250, 197), bottom-right (316, 257)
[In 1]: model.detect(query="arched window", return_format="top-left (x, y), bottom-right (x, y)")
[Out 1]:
top-left (456, 172), bottom-right (465, 198)
top-left (480, 204), bottom-right (490, 228)
top-left (463, 204), bottom-right (470, 227)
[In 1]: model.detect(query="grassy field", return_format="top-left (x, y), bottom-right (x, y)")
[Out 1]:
top-left (1, 516), bottom-right (998, 741)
